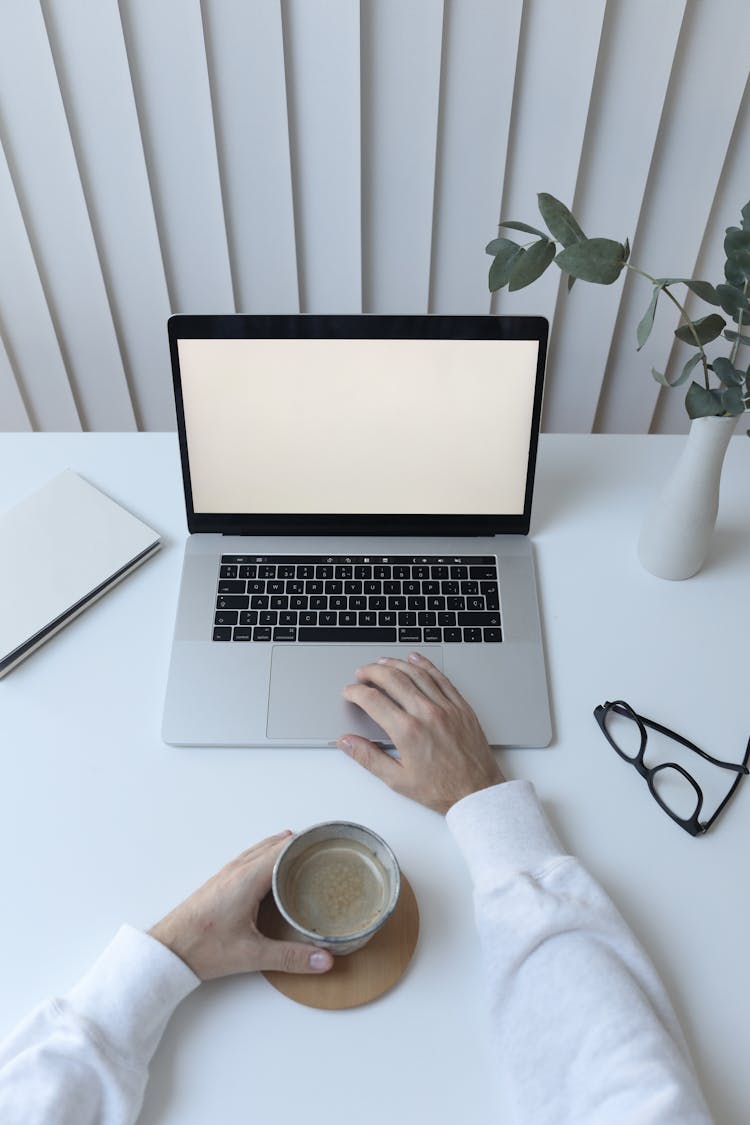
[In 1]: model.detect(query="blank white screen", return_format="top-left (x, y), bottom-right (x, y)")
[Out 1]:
top-left (178, 337), bottom-right (539, 515)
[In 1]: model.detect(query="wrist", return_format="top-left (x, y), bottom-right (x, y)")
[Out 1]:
top-left (149, 917), bottom-right (203, 979)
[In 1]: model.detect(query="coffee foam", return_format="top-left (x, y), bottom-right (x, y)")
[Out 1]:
top-left (284, 838), bottom-right (389, 937)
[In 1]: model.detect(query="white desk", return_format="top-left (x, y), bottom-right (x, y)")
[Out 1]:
top-left (1, 433), bottom-right (748, 1124)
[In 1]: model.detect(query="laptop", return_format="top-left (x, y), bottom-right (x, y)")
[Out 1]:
top-left (162, 313), bottom-right (552, 748)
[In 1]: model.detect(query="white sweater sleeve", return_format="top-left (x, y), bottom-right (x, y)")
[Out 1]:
top-left (446, 780), bottom-right (713, 1125)
top-left (0, 925), bottom-right (200, 1125)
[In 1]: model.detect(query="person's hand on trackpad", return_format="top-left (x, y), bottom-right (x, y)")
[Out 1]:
top-left (337, 652), bottom-right (505, 814)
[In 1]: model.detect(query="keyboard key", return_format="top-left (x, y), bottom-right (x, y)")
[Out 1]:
top-left (267, 579), bottom-right (284, 595)
top-left (437, 611), bottom-right (457, 626)
top-left (388, 596), bottom-right (406, 610)
top-left (214, 610), bottom-right (238, 626)
top-left (319, 611), bottom-right (337, 626)
top-left (307, 580), bottom-right (324, 594)
top-left (339, 611), bottom-right (357, 626)
top-left (485, 591), bottom-right (500, 611)
top-left (259, 610), bottom-right (278, 625)
top-left (238, 565), bottom-right (256, 579)
top-left (444, 628), bottom-right (462, 642)
top-left (344, 580), bottom-right (362, 594)
top-left (483, 628), bottom-right (503, 642)
top-left (446, 596), bottom-right (466, 610)
top-left (399, 627), bottom-right (422, 643)
top-left (458, 611), bottom-right (502, 627)
top-left (460, 580), bottom-right (479, 595)
top-left (298, 627), bottom-right (397, 643)
top-left (325, 580), bottom-right (343, 595)
top-left (379, 611), bottom-right (397, 626)
top-left (253, 626), bottom-right (272, 641)
top-left (335, 565), bottom-right (353, 579)
top-left (239, 611), bottom-right (258, 626)
top-left (316, 565), bottom-right (333, 579)
top-left (286, 580), bottom-right (305, 595)
top-left (423, 627), bottom-right (442, 643)
top-left (427, 596), bottom-right (446, 611)
top-left (350, 595), bottom-right (367, 610)
top-left (412, 565), bottom-right (429, 579)
top-left (279, 611), bottom-right (298, 625)
top-left (310, 595), bottom-right (327, 609)
top-left (441, 581), bottom-right (459, 595)
top-left (423, 580), bottom-right (440, 595)
top-left (216, 595), bottom-right (249, 609)
top-left (247, 580), bottom-right (265, 594)
top-left (270, 595), bottom-right (288, 609)
top-left (330, 595), bottom-right (347, 610)
top-left (290, 595), bottom-right (308, 610)
top-left (464, 628), bottom-right (482, 642)
top-left (220, 564), bottom-right (238, 579)
top-left (431, 565), bottom-right (449, 579)
top-left (297, 565), bottom-right (315, 579)
top-left (364, 580), bottom-right (382, 595)
top-left (250, 595), bottom-right (269, 609)
top-left (354, 565), bottom-right (372, 579)
top-left (393, 565), bottom-right (410, 579)
top-left (218, 580), bottom-right (246, 594)
top-left (299, 611), bottom-right (317, 625)
top-left (450, 566), bottom-right (468, 579)
top-left (407, 596), bottom-right (426, 610)
top-left (368, 596), bottom-right (386, 610)
top-left (258, 565), bottom-right (276, 579)
top-left (213, 627), bottom-right (232, 641)
top-left (359, 611), bottom-right (377, 626)
top-left (470, 566), bottom-right (498, 579)
top-left (233, 627), bottom-right (253, 641)
top-left (273, 627), bottom-right (297, 641)
top-left (373, 565), bottom-right (390, 579)
top-left (418, 611), bottom-right (437, 626)
top-left (278, 565), bottom-right (296, 579)
top-left (404, 580), bottom-right (420, 596)
top-left (398, 611), bottom-right (417, 626)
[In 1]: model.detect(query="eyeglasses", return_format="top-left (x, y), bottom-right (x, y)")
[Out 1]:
top-left (593, 701), bottom-right (750, 836)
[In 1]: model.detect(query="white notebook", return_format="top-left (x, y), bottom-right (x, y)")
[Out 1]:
top-left (0, 470), bottom-right (160, 678)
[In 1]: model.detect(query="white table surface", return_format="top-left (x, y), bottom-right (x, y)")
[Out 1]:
top-left (0, 432), bottom-right (748, 1124)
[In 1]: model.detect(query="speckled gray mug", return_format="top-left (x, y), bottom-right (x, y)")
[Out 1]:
top-left (272, 822), bottom-right (401, 956)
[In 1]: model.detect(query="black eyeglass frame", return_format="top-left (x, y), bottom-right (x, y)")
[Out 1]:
top-left (593, 701), bottom-right (750, 837)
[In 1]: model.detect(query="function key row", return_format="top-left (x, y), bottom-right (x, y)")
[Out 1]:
top-left (221, 553), bottom-right (496, 565)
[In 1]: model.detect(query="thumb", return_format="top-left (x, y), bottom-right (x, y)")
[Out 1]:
top-left (337, 734), bottom-right (402, 787)
top-left (259, 938), bottom-right (334, 975)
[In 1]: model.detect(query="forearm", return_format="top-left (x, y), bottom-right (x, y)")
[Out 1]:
top-left (447, 781), bottom-right (713, 1125)
top-left (0, 925), bottom-right (199, 1125)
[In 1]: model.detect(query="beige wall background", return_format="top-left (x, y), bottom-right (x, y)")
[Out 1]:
top-left (0, 0), bottom-right (748, 435)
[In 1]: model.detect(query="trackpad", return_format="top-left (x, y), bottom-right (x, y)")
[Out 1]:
top-left (266, 645), bottom-right (444, 743)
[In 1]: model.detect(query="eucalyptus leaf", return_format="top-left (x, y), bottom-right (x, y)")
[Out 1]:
top-left (555, 238), bottom-right (627, 284)
top-left (724, 250), bottom-right (750, 287)
top-left (724, 329), bottom-right (750, 345)
top-left (637, 287), bottom-right (660, 350)
top-left (716, 283), bottom-right (750, 322)
top-left (712, 356), bottom-right (744, 386)
top-left (651, 352), bottom-right (702, 388)
top-left (497, 219), bottom-right (549, 240)
top-left (485, 237), bottom-right (511, 256)
top-left (488, 241), bottom-right (525, 291)
top-left (721, 386), bottom-right (745, 414)
top-left (724, 227), bottom-right (750, 256)
top-left (656, 278), bottom-right (722, 306)
top-left (742, 201), bottom-right (750, 232)
top-left (508, 238), bottom-right (556, 291)
top-left (685, 382), bottom-right (725, 419)
top-left (673, 313), bottom-right (725, 346)
top-left (537, 193), bottom-right (585, 247)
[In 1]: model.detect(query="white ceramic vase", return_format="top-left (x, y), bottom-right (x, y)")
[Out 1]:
top-left (638, 414), bottom-right (739, 580)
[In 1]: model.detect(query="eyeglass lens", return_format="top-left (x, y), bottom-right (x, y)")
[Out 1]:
top-left (649, 765), bottom-right (701, 822)
top-left (602, 707), bottom-right (642, 761)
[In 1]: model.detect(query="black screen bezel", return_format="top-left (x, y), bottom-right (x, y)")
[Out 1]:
top-left (169, 313), bottom-right (548, 536)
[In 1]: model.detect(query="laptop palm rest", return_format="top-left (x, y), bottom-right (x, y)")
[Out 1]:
top-left (266, 645), bottom-right (444, 743)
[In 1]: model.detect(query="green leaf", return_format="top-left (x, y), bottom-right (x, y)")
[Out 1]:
top-left (723, 329), bottom-right (750, 346)
top-left (716, 283), bottom-right (750, 322)
top-left (508, 238), bottom-right (556, 291)
top-left (721, 386), bottom-right (745, 415)
top-left (637, 287), bottom-right (661, 350)
top-left (655, 278), bottom-right (722, 305)
top-left (742, 201), bottom-right (750, 232)
top-left (651, 352), bottom-right (702, 388)
top-left (497, 219), bottom-right (549, 240)
top-left (724, 226), bottom-right (750, 256)
top-left (536, 193), bottom-right (585, 247)
top-left (712, 356), bottom-right (744, 386)
top-left (555, 238), bottom-right (627, 284)
top-left (488, 241), bottom-right (525, 291)
top-left (485, 238), bottom-right (509, 256)
top-left (685, 382), bottom-right (725, 419)
top-left (673, 313), bottom-right (726, 346)
top-left (724, 250), bottom-right (750, 287)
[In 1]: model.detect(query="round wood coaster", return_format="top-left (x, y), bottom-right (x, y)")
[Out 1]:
top-left (258, 874), bottom-right (419, 1010)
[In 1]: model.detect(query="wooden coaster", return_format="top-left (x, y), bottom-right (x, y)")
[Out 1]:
top-left (259, 874), bottom-right (419, 1010)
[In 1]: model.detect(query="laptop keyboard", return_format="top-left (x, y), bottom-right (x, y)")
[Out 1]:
top-left (212, 554), bottom-right (501, 645)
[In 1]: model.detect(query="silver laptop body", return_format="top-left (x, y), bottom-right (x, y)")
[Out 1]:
top-left (162, 314), bottom-right (551, 749)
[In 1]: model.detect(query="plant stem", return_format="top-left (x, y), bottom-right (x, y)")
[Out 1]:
top-left (729, 278), bottom-right (747, 368)
top-left (624, 264), bottom-right (711, 389)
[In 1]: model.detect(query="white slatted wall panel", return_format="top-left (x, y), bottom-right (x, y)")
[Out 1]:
top-left (0, 0), bottom-right (748, 433)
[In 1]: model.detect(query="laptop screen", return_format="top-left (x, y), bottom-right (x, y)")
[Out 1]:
top-left (169, 315), bottom-right (547, 536)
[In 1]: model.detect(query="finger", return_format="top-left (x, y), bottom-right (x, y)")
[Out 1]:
top-left (337, 733), bottom-right (403, 787)
top-left (343, 680), bottom-right (406, 741)
top-left (257, 938), bottom-right (334, 975)
top-left (372, 656), bottom-right (447, 707)
top-left (404, 651), bottom-right (468, 708)
top-left (354, 661), bottom-right (434, 713)
top-left (234, 831), bottom-right (293, 867)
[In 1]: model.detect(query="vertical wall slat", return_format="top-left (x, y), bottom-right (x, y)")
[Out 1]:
top-left (202, 0), bottom-right (299, 314)
top-left (595, 0), bottom-right (750, 435)
top-left (361, 0), bottom-right (444, 313)
top-left (0, 0), bottom-right (134, 431)
top-left (542, 0), bottom-right (686, 434)
top-left (43, 0), bottom-right (174, 431)
top-left (282, 0), bottom-right (361, 313)
top-left (429, 0), bottom-right (523, 315)
top-left (118, 0), bottom-right (235, 313)
top-left (491, 0), bottom-right (607, 328)
top-left (0, 334), bottom-right (31, 432)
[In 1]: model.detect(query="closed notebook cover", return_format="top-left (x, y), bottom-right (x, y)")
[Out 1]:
top-left (0, 470), bottom-right (160, 675)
